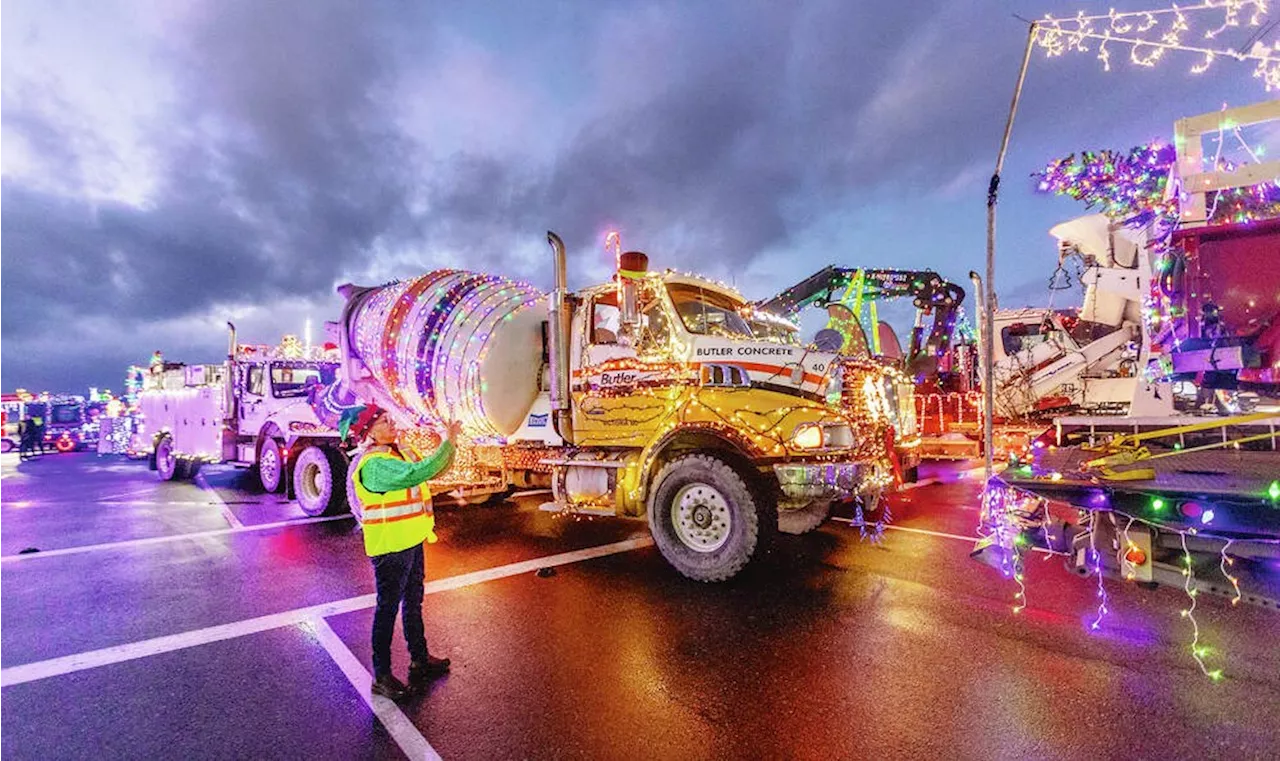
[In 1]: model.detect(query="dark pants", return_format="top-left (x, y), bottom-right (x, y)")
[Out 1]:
top-left (370, 543), bottom-right (429, 679)
top-left (19, 429), bottom-right (37, 459)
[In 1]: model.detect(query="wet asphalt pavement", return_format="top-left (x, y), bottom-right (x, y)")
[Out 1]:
top-left (2, 452), bottom-right (1278, 760)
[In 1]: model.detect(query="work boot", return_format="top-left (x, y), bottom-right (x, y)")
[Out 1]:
top-left (371, 674), bottom-right (411, 702)
top-left (408, 654), bottom-right (451, 688)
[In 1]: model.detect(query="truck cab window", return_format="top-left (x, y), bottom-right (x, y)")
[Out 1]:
top-left (271, 364), bottom-right (337, 398)
top-left (592, 297), bottom-right (621, 346)
top-left (246, 366), bottom-right (265, 396)
top-left (635, 297), bottom-right (674, 355)
top-left (1001, 323), bottom-right (1052, 356)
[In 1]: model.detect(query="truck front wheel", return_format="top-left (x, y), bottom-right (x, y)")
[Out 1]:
top-left (155, 435), bottom-right (180, 481)
top-left (294, 445), bottom-right (348, 517)
top-left (646, 453), bottom-right (776, 582)
top-left (258, 438), bottom-right (285, 493)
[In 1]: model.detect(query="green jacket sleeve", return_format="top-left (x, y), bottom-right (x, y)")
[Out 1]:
top-left (360, 441), bottom-right (455, 493)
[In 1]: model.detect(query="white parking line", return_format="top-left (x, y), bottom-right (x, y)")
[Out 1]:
top-left (0, 514), bottom-right (352, 563)
top-left (830, 517), bottom-right (975, 543)
top-left (0, 536), bottom-right (652, 686)
top-left (311, 618), bottom-right (442, 761)
top-left (89, 487), bottom-right (152, 502)
top-left (196, 473), bottom-right (243, 529)
top-left (2, 499), bottom-right (221, 509)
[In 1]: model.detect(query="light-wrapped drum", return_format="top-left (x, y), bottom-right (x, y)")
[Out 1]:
top-left (345, 271), bottom-right (546, 439)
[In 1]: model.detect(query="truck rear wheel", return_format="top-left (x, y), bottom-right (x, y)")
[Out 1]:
top-left (778, 499), bottom-right (831, 535)
top-left (646, 453), bottom-right (776, 582)
top-left (258, 438), bottom-right (285, 493)
top-left (344, 455), bottom-right (364, 525)
top-left (294, 445), bottom-right (348, 517)
top-left (155, 435), bottom-right (180, 481)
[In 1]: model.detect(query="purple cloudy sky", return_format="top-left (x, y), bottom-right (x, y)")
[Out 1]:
top-left (1, 0), bottom-right (1272, 392)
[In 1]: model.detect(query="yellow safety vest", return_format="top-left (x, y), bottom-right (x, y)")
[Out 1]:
top-left (350, 449), bottom-right (437, 557)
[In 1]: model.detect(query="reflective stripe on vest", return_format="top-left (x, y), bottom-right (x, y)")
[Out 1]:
top-left (350, 450), bottom-right (436, 556)
top-left (362, 499), bottom-right (427, 523)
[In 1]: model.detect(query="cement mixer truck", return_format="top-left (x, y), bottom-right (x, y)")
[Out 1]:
top-left (327, 233), bottom-right (901, 582)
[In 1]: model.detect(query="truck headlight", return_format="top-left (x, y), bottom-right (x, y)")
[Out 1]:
top-left (791, 422), bottom-right (854, 450)
top-left (791, 423), bottom-right (823, 449)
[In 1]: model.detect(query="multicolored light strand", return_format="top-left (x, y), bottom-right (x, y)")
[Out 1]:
top-left (1089, 512), bottom-right (1111, 630)
top-left (1034, 142), bottom-right (1280, 233)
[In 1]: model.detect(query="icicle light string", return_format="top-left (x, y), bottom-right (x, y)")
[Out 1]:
top-left (1036, 2), bottom-right (1280, 90)
top-left (1089, 512), bottom-right (1111, 630)
top-left (1219, 538), bottom-right (1244, 605)
top-left (1179, 531), bottom-right (1225, 680)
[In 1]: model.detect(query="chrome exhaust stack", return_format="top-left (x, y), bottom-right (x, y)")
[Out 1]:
top-left (547, 232), bottom-right (574, 445)
top-left (225, 321), bottom-right (239, 430)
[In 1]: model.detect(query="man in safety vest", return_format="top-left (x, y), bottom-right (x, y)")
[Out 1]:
top-left (343, 404), bottom-right (459, 702)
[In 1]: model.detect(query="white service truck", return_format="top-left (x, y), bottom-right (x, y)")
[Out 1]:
top-left (137, 326), bottom-right (351, 516)
top-left (982, 213), bottom-right (1173, 421)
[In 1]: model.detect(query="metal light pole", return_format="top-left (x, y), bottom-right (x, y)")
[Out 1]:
top-left (984, 21), bottom-right (1038, 482)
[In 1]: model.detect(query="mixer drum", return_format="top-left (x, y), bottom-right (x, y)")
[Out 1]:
top-left (344, 270), bottom-right (547, 438)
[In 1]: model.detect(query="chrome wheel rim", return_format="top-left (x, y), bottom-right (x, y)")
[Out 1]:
top-left (158, 441), bottom-right (174, 476)
top-left (299, 461), bottom-right (325, 501)
top-left (672, 482), bottom-right (731, 553)
top-left (260, 447), bottom-right (278, 486)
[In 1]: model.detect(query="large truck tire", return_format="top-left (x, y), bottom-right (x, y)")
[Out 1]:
top-left (294, 445), bottom-right (348, 517)
top-left (258, 437), bottom-right (285, 493)
top-left (778, 499), bottom-right (831, 535)
top-left (345, 453), bottom-right (365, 525)
top-left (646, 453), bottom-right (777, 582)
top-left (155, 435), bottom-right (180, 481)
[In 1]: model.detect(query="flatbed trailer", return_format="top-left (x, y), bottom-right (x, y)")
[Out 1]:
top-left (980, 414), bottom-right (1280, 609)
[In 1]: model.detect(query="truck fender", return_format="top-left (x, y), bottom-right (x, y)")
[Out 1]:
top-left (636, 426), bottom-right (766, 510)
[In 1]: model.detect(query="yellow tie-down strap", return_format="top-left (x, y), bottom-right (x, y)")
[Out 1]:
top-left (1084, 412), bottom-right (1279, 481)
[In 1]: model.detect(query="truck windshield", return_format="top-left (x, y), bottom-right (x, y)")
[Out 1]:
top-left (667, 284), bottom-right (753, 339)
top-left (271, 363), bottom-right (338, 398)
top-left (51, 404), bottom-right (83, 425)
top-left (746, 317), bottom-right (801, 345)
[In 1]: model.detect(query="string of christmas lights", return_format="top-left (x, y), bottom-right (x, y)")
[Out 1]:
top-left (1035, 2), bottom-right (1280, 90)
top-left (979, 472), bottom-right (1280, 679)
top-left (1179, 530), bottom-right (1225, 680)
top-left (1089, 512), bottom-right (1112, 630)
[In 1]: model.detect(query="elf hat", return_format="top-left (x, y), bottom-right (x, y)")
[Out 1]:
top-left (339, 404), bottom-right (387, 443)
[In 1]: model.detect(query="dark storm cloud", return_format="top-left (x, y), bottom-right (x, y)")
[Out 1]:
top-left (3, 0), bottom-right (432, 389)
top-left (162, 0), bottom-right (423, 294)
top-left (2, 0), bottom-right (1271, 391)
top-left (412, 0), bottom-right (961, 276)
top-left (3, 0), bottom-right (421, 333)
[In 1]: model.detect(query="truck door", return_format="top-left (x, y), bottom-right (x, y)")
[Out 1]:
top-left (573, 287), bottom-right (678, 444)
top-left (240, 363), bottom-right (269, 435)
